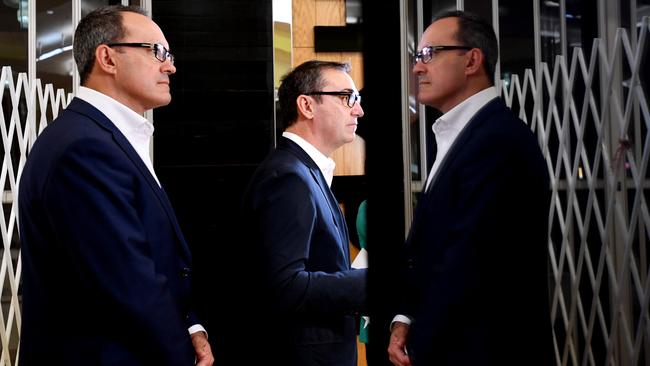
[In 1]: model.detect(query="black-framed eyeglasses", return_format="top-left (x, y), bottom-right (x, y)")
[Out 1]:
top-left (414, 45), bottom-right (472, 64)
top-left (106, 42), bottom-right (175, 65)
top-left (305, 91), bottom-right (361, 108)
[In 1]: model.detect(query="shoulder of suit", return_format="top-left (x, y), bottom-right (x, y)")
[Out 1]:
top-left (265, 147), bottom-right (314, 172)
top-left (459, 101), bottom-right (536, 154)
top-left (34, 107), bottom-right (113, 151)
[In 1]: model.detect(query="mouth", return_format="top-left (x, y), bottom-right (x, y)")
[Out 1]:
top-left (417, 75), bottom-right (430, 84)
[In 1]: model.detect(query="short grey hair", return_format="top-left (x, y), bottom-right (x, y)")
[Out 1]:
top-left (73, 5), bottom-right (147, 85)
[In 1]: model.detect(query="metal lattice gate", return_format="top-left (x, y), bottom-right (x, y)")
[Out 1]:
top-left (502, 17), bottom-right (650, 366)
top-left (0, 66), bottom-right (70, 365)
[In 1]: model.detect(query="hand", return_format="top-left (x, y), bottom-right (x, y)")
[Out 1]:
top-left (191, 331), bottom-right (214, 366)
top-left (388, 322), bottom-right (412, 366)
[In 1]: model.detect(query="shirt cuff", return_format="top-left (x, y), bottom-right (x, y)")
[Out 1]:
top-left (390, 314), bottom-right (412, 331)
top-left (188, 324), bottom-right (207, 337)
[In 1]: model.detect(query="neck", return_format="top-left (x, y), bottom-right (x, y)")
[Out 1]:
top-left (84, 76), bottom-right (145, 115)
top-left (439, 78), bottom-right (492, 113)
top-left (285, 123), bottom-right (333, 157)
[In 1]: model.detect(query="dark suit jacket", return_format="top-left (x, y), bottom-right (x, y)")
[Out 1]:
top-left (235, 137), bottom-right (367, 366)
top-left (402, 98), bottom-right (553, 366)
top-left (18, 98), bottom-right (197, 366)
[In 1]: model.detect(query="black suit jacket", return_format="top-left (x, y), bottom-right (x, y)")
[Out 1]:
top-left (18, 98), bottom-right (197, 365)
top-left (235, 137), bottom-right (367, 366)
top-left (402, 98), bottom-right (553, 365)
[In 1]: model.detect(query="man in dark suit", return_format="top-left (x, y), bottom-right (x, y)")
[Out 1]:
top-left (387, 11), bottom-right (552, 366)
top-left (18, 6), bottom-right (213, 365)
top-left (237, 60), bottom-right (367, 366)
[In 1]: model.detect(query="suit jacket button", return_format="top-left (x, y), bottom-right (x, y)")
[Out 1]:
top-left (181, 267), bottom-right (191, 277)
top-left (407, 258), bottom-right (414, 269)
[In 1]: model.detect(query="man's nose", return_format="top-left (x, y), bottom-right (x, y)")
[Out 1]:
top-left (353, 103), bottom-right (364, 117)
top-left (163, 61), bottom-right (176, 74)
top-left (412, 61), bottom-right (424, 75)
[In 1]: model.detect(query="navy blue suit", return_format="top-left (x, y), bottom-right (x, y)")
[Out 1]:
top-left (402, 98), bottom-right (553, 365)
top-left (236, 137), bottom-right (367, 366)
top-left (18, 98), bottom-right (197, 365)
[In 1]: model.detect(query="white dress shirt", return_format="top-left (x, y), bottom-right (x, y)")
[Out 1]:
top-left (282, 132), bottom-right (336, 187)
top-left (76, 86), bottom-right (160, 186)
top-left (392, 87), bottom-right (498, 329)
top-left (75, 87), bottom-right (206, 337)
top-left (424, 86), bottom-right (498, 191)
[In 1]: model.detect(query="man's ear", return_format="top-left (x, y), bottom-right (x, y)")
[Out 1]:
top-left (464, 48), bottom-right (485, 77)
top-left (94, 45), bottom-right (118, 75)
top-left (296, 95), bottom-right (315, 119)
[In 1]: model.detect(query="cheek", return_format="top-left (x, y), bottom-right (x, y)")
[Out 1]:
top-left (121, 75), bottom-right (143, 95)
top-left (432, 69), bottom-right (460, 90)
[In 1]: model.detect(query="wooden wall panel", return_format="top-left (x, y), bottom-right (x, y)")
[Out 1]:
top-left (315, 0), bottom-right (345, 25)
top-left (292, 47), bottom-right (318, 68)
top-left (341, 52), bottom-right (364, 90)
top-left (332, 137), bottom-right (366, 175)
top-left (293, 0), bottom-right (315, 47)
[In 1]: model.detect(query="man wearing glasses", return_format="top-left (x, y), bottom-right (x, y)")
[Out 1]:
top-left (18, 5), bottom-right (213, 365)
top-left (236, 60), bottom-right (367, 366)
top-left (388, 10), bottom-right (552, 366)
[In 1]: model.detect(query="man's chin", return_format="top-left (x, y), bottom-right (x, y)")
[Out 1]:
top-left (417, 92), bottom-right (435, 105)
top-left (152, 95), bottom-right (172, 109)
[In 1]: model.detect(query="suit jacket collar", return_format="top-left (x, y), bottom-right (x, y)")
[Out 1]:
top-left (278, 137), bottom-right (350, 263)
top-left (278, 136), bottom-right (321, 170)
top-left (282, 132), bottom-right (335, 186)
top-left (425, 97), bottom-right (505, 194)
top-left (407, 98), bottom-right (507, 247)
top-left (66, 97), bottom-right (191, 262)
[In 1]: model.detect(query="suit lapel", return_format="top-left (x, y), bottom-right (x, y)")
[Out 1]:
top-left (425, 98), bottom-right (502, 194)
top-left (67, 98), bottom-right (191, 262)
top-left (309, 167), bottom-right (350, 264)
top-left (408, 98), bottom-right (504, 247)
top-left (280, 138), bottom-right (350, 263)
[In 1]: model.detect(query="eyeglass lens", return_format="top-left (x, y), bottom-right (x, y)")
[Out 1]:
top-left (415, 46), bottom-right (433, 64)
top-left (153, 44), bottom-right (174, 64)
top-left (347, 93), bottom-right (361, 107)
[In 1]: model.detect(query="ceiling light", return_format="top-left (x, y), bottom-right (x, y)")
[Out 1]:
top-left (36, 45), bottom-right (73, 62)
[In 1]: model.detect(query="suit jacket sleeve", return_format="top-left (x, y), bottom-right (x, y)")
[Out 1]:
top-left (42, 137), bottom-right (194, 364)
top-left (251, 171), bottom-right (367, 315)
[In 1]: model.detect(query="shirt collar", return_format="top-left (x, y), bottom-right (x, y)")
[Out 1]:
top-left (282, 131), bottom-right (336, 187)
top-left (433, 86), bottom-right (498, 135)
top-left (76, 86), bottom-right (153, 137)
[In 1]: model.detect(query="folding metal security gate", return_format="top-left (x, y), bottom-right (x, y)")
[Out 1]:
top-left (503, 18), bottom-right (650, 365)
top-left (0, 66), bottom-right (69, 365)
